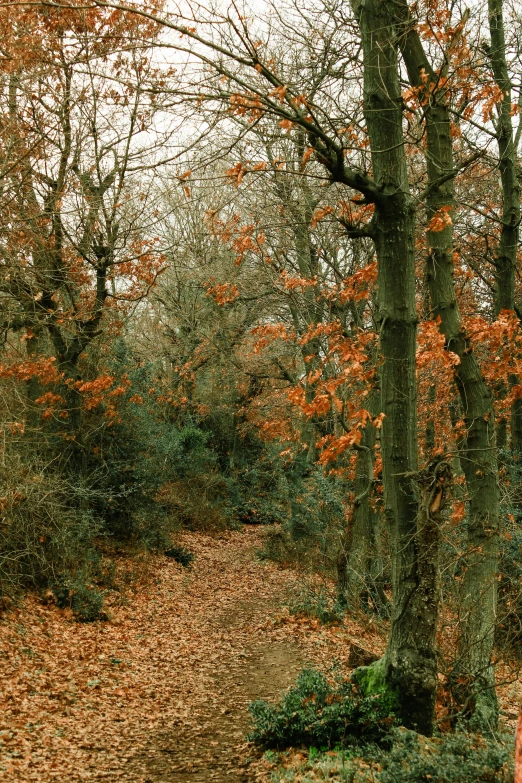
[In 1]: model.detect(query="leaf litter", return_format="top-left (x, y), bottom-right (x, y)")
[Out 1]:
top-left (0, 526), bottom-right (394, 782)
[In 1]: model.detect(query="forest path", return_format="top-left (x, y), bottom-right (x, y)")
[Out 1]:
top-left (1, 526), bottom-right (344, 783)
top-left (125, 527), bottom-right (306, 782)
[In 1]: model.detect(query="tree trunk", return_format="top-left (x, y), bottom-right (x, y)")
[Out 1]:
top-left (487, 0), bottom-right (522, 452)
top-left (399, 11), bottom-right (500, 726)
top-left (339, 388), bottom-right (386, 614)
top-left (350, 0), bottom-right (439, 735)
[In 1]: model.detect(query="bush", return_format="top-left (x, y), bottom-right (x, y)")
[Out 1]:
top-left (288, 468), bottom-right (345, 543)
top-left (288, 583), bottom-right (345, 625)
top-left (255, 467), bottom-right (349, 576)
top-left (248, 668), bottom-right (395, 750)
top-left (225, 459), bottom-right (290, 526)
top-left (269, 727), bottom-right (513, 783)
top-left (371, 727), bottom-right (513, 783)
top-left (81, 342), bottom-right (221, 543)
top-left (54, 573), bottom-right (106, 622)
top-left (157, 475), bottom-right (230, 532)
top-left (84, 417), bottom-right (212, 542)
top-left (496, 525), bottom-right (522, 657)
top-left (256, 526), bottom-right (295, 563)
top-left (164, 545), bottom-right (194, 567)
top-left (495, 448), bottom-right (522, 656)
top-left (0, 453), bottom-right (101, 598)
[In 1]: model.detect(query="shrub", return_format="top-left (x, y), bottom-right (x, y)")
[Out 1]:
top-left (248, 668), bottom-right (395, 750)
top-left (83, 418), bottom-right (211, 542)
top-left (269, 727), bottom-right (513, 783)
top-left (288, 468), bottom-right (345, 544)
top-left (54, 573), bottom-right (106, 622)
top-left (496, 525), bottom-right (522, 657)
top-left (495, 448), bottom-right (522, 657)
top-left (256, 526), bottom-right (295, 563)
top-left (288, 583), bottom-right (345, 625)
top-left (371, 727), bottom-right (513, 783)
top-left (225, 459), bottom-right (290, 526)
top-left (0, 453), bottom-right (101, 598)
top-left (82, 342), bottom-right (221, 543)
top-left (157, 475), bottom-right (230, 532)
top-left (164, 545), bottom-right (194, 567)
top-left (255, 467), bottom-right (349, 577)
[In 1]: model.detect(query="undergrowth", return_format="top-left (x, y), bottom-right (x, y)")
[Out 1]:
top-left (288, 583), bottom-right (345, 625)
top-left (53, 573), bottom-right (107, 623)
top-left (267, 726), bottom-right (514, 783)
top-left (164, 545), bottom-right (194, 567)
top-left (248, 667), bottom-right (396, 750)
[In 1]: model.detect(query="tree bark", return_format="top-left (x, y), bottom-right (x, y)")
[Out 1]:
top-left (350, 0), bottom-right (439, 735)
top-left (399, 9), bottom-right (500, 726)
top-left (487, 0), bottom-right (522, 451)
top-left (338, 388), bottom-right (387, 614)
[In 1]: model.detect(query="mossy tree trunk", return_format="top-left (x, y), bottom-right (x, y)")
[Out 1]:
top-left (350, 0), bottom-right (440, 736)
top-left (487, 0), bottom-right (522, 451)
top-left (399, 10), bottom-right (500, 726)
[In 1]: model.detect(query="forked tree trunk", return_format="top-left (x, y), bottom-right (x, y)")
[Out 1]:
top-left (399, 11), bottom-right (500, 726)
top-left (350, 0), bottom-right (439, 736)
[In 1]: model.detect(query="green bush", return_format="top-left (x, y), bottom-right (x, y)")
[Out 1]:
top-left (255, 467), bottom-right (349, 576)
top-left (84, 414), bottom-right (212, 543)
top-left (496, 525), bottom-right (522, 656)
top-left (0, 454), bottom-right (101, 597)
top-left (256, 526), bottom-right (294, 563)
top-left (371, 727), bottom-right (513, 783)
top-left (270, 727), bottom-right (513, 783)
top-left (288, 468), bottom-right (345, 544)
top-left (54, 573), bottom-right (106, 622)
top-left (78, 341), bottom-right (220, 543)
top-left (164, 544), bottom-right (194, 567)
top-left (495, 448), bottom-right (522, 656)
top-left (225, 458), bottom-right (290, 526)
top-left (248, 668), bottom-right (395, 750)
top-left (289, 584), bottom-right (345, 625)
top-left (157, 474), bottom-right (230, 531)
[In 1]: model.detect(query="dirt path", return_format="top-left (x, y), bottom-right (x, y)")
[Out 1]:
top-left (126, 533), bottom-right (306, 782)
top-left (132, 633), bottom-right (303, 782)
top-left (0, 527), bottom-right (315, 782)
top-left (3, 525), bottom-right (519, 782)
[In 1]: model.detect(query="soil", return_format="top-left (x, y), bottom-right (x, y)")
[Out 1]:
top-left (127, 572), bottom-right (306, 782)
top-left (5, 525), bottom-right (514, 782)
top-left (0, 527), bottom-right (312, 782)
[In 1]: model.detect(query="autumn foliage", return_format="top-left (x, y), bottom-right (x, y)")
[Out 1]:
top-left (0, 0), bottom-right (521, 776)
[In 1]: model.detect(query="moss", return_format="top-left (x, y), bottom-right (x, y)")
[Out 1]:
top-left (248, 667), bottom-right (396, 750)
top-left (351, 657), bottom-right (399, 714)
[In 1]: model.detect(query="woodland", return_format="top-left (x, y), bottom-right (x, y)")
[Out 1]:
top-left (1, 0), bottom-right (522, 780)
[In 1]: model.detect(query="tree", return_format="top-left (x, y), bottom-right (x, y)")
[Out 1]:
top-left (3, 0), bottom-right (522, 737)
top-left (0, 4), bottom-right (171, 451)
top-left (397, 0), bottom-right (500, 725)
top-left (101, 0), bottom-right (440, 733)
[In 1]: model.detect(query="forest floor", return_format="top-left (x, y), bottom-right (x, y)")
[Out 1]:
top-left (0, 525), bottom-right (386, 782)
top-left (1, 525), bottom-right (520, 783)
